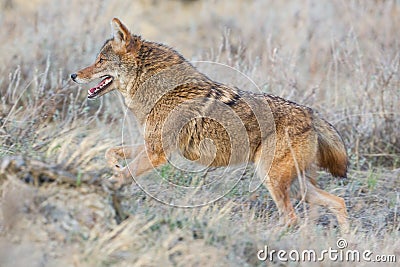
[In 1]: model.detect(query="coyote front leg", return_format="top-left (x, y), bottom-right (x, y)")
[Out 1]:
top-left (105, 145), bottom-right (143, 170)
top-left (105, 145), bottom-right (167, 187)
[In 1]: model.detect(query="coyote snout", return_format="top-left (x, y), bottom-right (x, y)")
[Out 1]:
top-left (72, 18), bottom-right (350, 232)
top-left (70, 63), bottom-right (116, 100)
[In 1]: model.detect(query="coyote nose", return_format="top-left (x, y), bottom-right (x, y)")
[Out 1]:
top-left (70, 73), bottom-right (77, 81)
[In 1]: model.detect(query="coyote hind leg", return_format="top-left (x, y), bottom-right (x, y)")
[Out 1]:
top-left (256, 156), bottom-right (298, 227)
top-left (265, 171), bottom-right (298, 227)
top-left (304, 178), bottom-right (349, 232)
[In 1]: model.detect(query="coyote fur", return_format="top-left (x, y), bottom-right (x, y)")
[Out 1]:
top-left (71, 18), bottom-right (349, 230)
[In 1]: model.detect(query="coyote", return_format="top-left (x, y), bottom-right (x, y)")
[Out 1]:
top-left (71, 18), bottom-right (349, 230)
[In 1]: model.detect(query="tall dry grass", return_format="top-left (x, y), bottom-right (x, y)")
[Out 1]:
top-left (0, 0), bottom-right (399, 266)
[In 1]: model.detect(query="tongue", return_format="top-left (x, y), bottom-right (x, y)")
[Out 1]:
top-left (89, 77), bottom-right (109, 95)
top-left (89, 87), bottom-right (97, 94)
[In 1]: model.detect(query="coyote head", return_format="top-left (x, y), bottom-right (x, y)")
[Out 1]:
top-left (71, 18), bottom-right (142, 99)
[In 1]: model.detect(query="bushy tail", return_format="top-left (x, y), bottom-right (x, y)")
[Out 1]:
top-left (313, 115), bottom-right (348, 178)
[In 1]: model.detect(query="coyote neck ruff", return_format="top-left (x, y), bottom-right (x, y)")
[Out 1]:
top-left (71, 18), bottom-right (350, 231)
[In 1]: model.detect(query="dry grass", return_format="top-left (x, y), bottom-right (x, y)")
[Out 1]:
top-left (0, 0), bottom-right (399, 266)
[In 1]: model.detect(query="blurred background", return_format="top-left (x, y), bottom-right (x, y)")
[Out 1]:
top-left (0, 0), bottom-right (399, 266)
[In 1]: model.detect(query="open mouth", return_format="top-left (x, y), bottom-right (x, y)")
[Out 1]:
top-left (88, 75), bottom-right (113, 99)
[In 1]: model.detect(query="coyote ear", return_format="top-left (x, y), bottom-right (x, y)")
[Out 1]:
top-left (111, 18), bottom-right (131, 46)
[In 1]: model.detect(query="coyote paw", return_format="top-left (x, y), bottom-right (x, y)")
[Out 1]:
top-left (107, 175), bottom-right (125, 189)
top-left (105, 167), bottom-right (129, 190)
